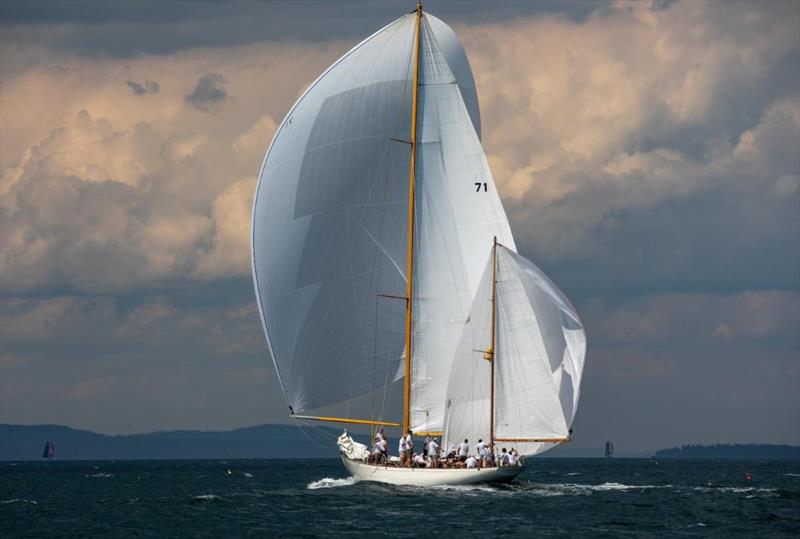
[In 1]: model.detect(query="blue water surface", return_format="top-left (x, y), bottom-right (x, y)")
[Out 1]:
top-left (2, 458), bottom-right (798, 537)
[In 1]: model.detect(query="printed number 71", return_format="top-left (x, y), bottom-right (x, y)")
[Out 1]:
top-left (475, 182), bottom-right (487, 192)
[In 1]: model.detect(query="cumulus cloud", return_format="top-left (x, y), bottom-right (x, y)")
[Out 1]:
top-left (0, 1), bottom-right (797, 442)
top-left (184, 73), bottom-right (227, 111)
top-left (0, 42), bottom-right (297, 292)
top-left (2, 1), bottom-right (795, 296)
top-left (455, 1), bottom-right (799, 294)
top-left (126, 79), bottom-right (159, 95)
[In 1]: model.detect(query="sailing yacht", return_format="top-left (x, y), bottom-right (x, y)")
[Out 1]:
top-left (251, 3), bottom-right (586, 486)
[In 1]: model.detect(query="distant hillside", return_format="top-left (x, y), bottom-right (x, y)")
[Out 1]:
top-left (0, 423), bottom-right (347, 461)
top-left (653, 444), bottom-right (800, 459)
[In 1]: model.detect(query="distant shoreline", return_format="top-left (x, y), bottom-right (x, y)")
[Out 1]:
top-left (2, 424), bottom-right (798, 461)
top-left (653, 444), bottom-right (800, 460)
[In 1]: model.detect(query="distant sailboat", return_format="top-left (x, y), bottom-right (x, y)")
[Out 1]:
top-left (251, 3), bottom-right (586, 486)
top-left (42, 441), bottom-right (54, 459)
top-left (605, 441), bottom-right (614, 458)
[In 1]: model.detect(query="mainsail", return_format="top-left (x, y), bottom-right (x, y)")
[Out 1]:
top-left (251, 10), bottom-right (511, 424)
top-left (443, 244), bottom-right (586, 456)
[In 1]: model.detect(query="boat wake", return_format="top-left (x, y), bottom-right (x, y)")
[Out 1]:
top-left (307, 477), bottom-right (359, 490)
top-left (430, 484), bottom-right (503, 494)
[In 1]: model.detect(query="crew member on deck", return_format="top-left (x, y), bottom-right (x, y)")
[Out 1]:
top-left (370, 436), bottom-right (382, 464)
top-left (483, 444), bottom-right (495, 468)
top-left (499, 447), bottom-right (509, 467)
top-left (476, 439), bottom-right (487, 460)
top-left (465, 455), bottom-right (477, 469)
top-left (398, 434), bottom-right (409, 465)
top-left (428, 437), bottom-right (439, 467)
top-left (404, 430), bottom-right (414, 463)
top-left (457, 439), bottom-right (469, 462)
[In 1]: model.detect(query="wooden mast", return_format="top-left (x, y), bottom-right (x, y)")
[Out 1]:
top-left (489, 236), bottom-right (498, 445)
top-left (403, 1), bottom-right (423, 434)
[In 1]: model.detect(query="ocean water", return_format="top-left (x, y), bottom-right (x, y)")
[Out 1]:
top-left (1, 458), bottom-right (798, 537)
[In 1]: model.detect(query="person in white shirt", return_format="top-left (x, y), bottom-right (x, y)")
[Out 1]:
top-left (413, 452), bottom-right (426, 467)
top-left (476, 439), bottom-right (487, 459)
top-left (377, 437), bottom-right (388, 464)
top-left (370, 437), bottom-right (383, 464)
top-left (508, 448), bottom-right (518, 466)
top-left (457, 439), bottom-right (469, 462)
top-left (428, 438), bottom-right (439, 467)
top-left (423, 435), bottom-right (431, 458)
top-left (404, 430), bottom-right (414, 462)
top-left (499, 448), bottom-right (510, 467)
top-left (483, 444), bottom-right (494, 468)
top-left (465, 455), bottom-right (477, 469)
top-left (398, 434), bottom-right (408, 465)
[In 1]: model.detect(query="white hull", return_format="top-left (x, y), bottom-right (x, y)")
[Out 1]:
top-left (341, 455), bottom-right (523, 486)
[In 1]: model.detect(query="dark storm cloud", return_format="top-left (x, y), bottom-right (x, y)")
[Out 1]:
top-left (184, 73), bottom-right (227, 111)
top-left (126, 79), bottom-right (159, 95)
top-left (0, 1), bottom-right (603, 57)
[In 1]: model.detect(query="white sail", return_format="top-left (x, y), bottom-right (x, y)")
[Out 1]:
top-left (426, 15), bottom-right (482, 139)
top-left (251, 11), bottom-right (494, 419)
top-left (441, 253), bottom-right (493, 451)
top-left (251, 14), bottom-right (416, 415)
top-left (409, 18), bottom-right (515, 433)
top-left (443, 245), bottom-right (586, 457)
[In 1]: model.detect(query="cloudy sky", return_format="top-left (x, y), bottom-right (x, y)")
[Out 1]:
top-left (1, 0), bottom-right (798, 453)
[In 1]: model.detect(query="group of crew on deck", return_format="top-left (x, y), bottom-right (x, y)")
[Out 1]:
top-left (367, 429), bottom-right (520, 469)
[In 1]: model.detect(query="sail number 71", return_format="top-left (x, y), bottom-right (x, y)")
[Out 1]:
top-left (475, 182), bottom-right (487, 192)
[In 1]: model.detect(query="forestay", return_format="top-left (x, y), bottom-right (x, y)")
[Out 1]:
top-left (443, 245), bottom-right (586, 456)
top-left (409, 18), bottom-right (515, 433)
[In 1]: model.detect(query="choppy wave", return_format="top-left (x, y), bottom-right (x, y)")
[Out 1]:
top-left (192, 494), bottom-right (222, 502)
top-left (693, 486), bottom-right (777, 494)
top-left (307, 477), bottom-right (358, 490)
top-left (243, 472), bottom-right (253, 478)
top-left (86, 472), bottom-right (114, 478)
top-left (522, 482), bottom-right (670, 496)
top-left (593, 482), bottom-right (663, 491)
top-left (1, 499), bottom-right (37, 505)
top-left (431, 484), bottom-right (502, 494)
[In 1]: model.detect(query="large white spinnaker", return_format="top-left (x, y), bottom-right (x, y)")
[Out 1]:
top-left (251, 14), bottom-right (416, 417)
top-left (408, 18), bottom-right (515, 434)
top-left (251, 11), bottom-right (495, 422)
top-left (443, 245), bottom-right (586, 457)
